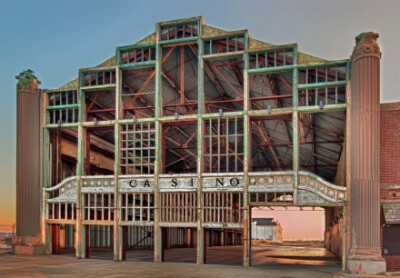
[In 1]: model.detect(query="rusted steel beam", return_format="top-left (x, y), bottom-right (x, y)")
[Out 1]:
top-left (252, 121), bottom-right (282, 170)
top-left (85, 94), bottom-right (115, 117)
top-left (210, 62), bottom-right (242, 100)
top-left (228, 58), bottom-right (243, 87)
top-left (266, 75), bottom-right (292, 143)
top-left (87, 91), bottom-right (101, 111)
top-left (127, 71), bottom-right (155, 107)
top-left (310, 126), bottom-right (343, 139)
top-left (250, 94), bottom-right (293, 101)
top-left (299, 147), bottom-right (338, 165)
top-left (125, 47), bottom-right (176, 109)
top-left (188, 45), bottom-right (225, 98)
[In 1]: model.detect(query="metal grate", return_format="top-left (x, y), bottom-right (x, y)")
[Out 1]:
top-left (204, 117), bottom-right (244, 173)
top-left (161, 23), bottom-right (199, 41)
top-left (119, 46), bottom-right (156, 65)
top-left (47, 202), bottom-right (76, 221)
top-left (47, 90), bottom-right (79, 124)
top-left (83, 193), bottom-right (114, 221)
top-left (250, 192), bottom-right (294, 204)
top-left (160, 192), bottom-right (197, 222)
top-left (203, 192), bottom-right (243, 223)
top-left (298, 63), bottom-right (348, 106)
top-left (120, 193), bottom-right (154, 222)
top-left (82, 69), bottom-right (116, 87)
top-left (249, 48), bottom-right (294, 69)
top-left (204, 34), bottom-right (245, 55)
top-left (120, 123), bottom-right (156, 174)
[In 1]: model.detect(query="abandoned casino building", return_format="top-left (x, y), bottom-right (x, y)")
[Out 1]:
top-left (13, 17), bottom-right (400, 275)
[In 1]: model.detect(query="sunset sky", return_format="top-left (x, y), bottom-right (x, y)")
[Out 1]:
top-left (0, 0), bottom-right (399, 236)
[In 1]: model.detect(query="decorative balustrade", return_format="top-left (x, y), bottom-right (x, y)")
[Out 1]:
top-left (81, 175), bottom-right (115, 193)
top-left (44, 171), bottom-right (347, 211)
top-left (248, 171), bottom-right (294, 192)
top-left (44, 176), bottom-right (78, 202)
top-left (298, 171), bottom-right (347, 203)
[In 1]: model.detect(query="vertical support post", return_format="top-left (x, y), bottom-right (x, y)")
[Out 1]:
top-left (342, 205), bottom-right (347, 271)
top-left (42, 123), bottom-right (51, 254)
top-left (180, 46), bottom-right (185, 105)
top-left (76, 124), bottom-right (86, 258)
top-left (344, 80), bottom-right (352, 271)
top-left (76, 74), bottom-right (87, 259)
top-left (196, 34), bottom-right (205, 265)
top-left (242, 30), bottom-right (251, 267)
top-left (347, 32), bottom-right (386, 275)
top-left (292, 111), bottom-right (299, 172)
top-left (154, 22), bottom-right (163, 263)
top-left (292, 46), bottom-right (299, 204)
top-left (84, 132), bottom-right (90, 175)
top-left (113, 67), bottom-right (123, 261)
top-left (292, 46), bottom-right (299, 108)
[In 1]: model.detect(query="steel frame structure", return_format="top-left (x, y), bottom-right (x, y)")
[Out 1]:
top-left (41, 16), bottom-right (349, 267)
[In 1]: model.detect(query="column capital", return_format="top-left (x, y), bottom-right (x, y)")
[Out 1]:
top-left (351, 32), bottom-right (381, 62)
top-left (16, 69), bottom-right (41, 92)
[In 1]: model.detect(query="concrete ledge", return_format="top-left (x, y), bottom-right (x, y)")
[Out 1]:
top-left (347, 257), bottom-right (387, 276)
top-left (12, 244), bottom-right (44, 255)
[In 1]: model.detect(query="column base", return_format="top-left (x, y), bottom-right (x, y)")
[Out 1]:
top-left (12, 236), bottom-right (44, 255)
top-left (347, 256), bottom-right (386, 275)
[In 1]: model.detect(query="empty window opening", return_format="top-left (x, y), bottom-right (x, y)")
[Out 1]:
top-left (249, 71), bottom-right (293, 110)
top-left (204, 57), bottom-right (244, 113)
top-left (162, 122), bottom-right (197, 174)
top-left (122, 67), bottom-right (156, 119)
top-left (250, 117), bottom-right (293, 172)
top-left (162, 46), bottom-right (198, 116)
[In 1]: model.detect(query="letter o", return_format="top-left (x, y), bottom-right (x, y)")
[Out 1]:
top-left (230, 178), bottom-right (240, 186)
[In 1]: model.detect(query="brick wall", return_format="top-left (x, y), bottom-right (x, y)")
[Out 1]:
top-left (380, 102), bottom-right (400, 184)
top-left (380, 102), bottom-right (400, 271)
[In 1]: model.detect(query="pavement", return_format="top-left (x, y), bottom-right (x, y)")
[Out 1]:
top-left (0, 245), bottom-right (342, 278)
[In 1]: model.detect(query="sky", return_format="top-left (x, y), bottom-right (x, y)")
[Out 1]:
top-left (0, 0), bottom-right (399, 237)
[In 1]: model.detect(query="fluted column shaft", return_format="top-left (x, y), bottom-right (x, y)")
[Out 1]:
top-left (350, 32), bottom-right (382, 257)
top-left (16, 71), bottom-right (41, 237)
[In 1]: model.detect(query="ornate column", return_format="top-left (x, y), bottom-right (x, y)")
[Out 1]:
top-left (347, 32), bottom-right (386, 275)
top-left (13, 70), bottom-right (44, 254)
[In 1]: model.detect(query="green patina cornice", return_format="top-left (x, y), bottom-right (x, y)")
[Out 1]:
top-left (16, 69), bottom-right (39, 85)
